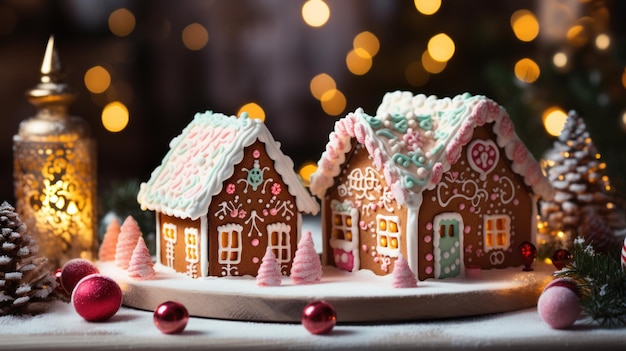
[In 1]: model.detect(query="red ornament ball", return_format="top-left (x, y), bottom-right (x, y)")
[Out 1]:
top-left (551, 249), bottom-right (571, 270)
top-left (301, 300), bottom-right (336, 335)
top-left (154, 301), bottom-right (189, 334)
top-left (519, 241), bottom-right (537, 271)
top-left (61, 258), bottom-right (99, 295)
top-left (72, 274), bottom-right (122, 322)
top-left (537, 278), bottom-right (581, 329)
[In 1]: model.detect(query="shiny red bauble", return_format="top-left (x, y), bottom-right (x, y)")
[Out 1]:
top-left (61, 258), bottom-right (100, 295)
top-left (519, 241), bottom-right (537, 271)
top-left (551, 249), bottom-right (572, 270)
top-left (154, 301), bottom-right (189, 334)
top-left (72, 274), bottom-right (122, 322)
top-left (301, 300), bottom-right (336, 335)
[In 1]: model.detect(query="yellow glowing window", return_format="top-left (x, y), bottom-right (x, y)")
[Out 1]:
top-left (217, 224), bottom-right (242, 264)
top-left (331, 208), bottom-right (358, 244)
top-left (267, 223), bottom-right (291, 264)
top-left (483, 215), bottom-right (511, 251)
top-left (376, 214), bottom-right (401, 257)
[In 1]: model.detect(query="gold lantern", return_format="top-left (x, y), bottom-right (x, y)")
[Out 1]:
top-left (13, 36), bottom-right (97, 269)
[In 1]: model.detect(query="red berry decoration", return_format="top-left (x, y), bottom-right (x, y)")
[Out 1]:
top-left (154, 301), bottom-right (189, 334)
top-left (72, 274), bottom-right (122, 322)
top-left (301, 300), bottom-right (336, 335)
top-left (61, 258), bottom-right (100, 295)
top-left (537, 278), bottom-right (581, 329)
top-left (551, 249), bottom-right (571, 270)
top-left (519, 241), bottom-right (536, 271)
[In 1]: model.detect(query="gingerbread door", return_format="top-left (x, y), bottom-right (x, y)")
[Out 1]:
top-left (433, 212), bottom-right (464, 278)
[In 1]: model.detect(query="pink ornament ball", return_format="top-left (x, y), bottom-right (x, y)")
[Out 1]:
top-left (61, 258), bottom-right (100, 295)
top-left (154, 301), bottom-right (189, 334)
top-left (537, 278), bottom-right (581, 329)
top-left (301, 300), bottom-right (336, 335)
top-left (72, 274), bottom-right (122, 322)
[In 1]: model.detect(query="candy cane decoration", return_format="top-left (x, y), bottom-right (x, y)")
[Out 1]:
top-left (621, 236), bottom-right (626, 272)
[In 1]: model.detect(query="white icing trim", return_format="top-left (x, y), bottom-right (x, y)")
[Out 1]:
top-left (406, 208), bottom-right (419, 280)
top-left (375, 214), bottom-right (401, 258)
top-left (216, 223), bottom-right (243, 265)
top-left (155, 214), bottom-right (161, 269)
top-left (266, 223), bottom-right (292, 264)
top-left (200, 214), bottom-right (208, 277)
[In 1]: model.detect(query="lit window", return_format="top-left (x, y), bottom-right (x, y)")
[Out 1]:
top-left (484, 215), bottom-right (511, 251)
top-left (218, 224), bottom-right (243, 264)
top-left (184, 227), bottom-right (199, 278)
top-left (376, 215), bottom-right (401, 257)
top-left (162, 222), bottom-right (177, 269)
top-left (267, 223), bottom-right (291, 265)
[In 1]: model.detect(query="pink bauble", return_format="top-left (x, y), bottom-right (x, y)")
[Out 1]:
top-left (72, 274), bottom-right (122, 322)
top-left (537, 278), bottom-right (581, 329)
top-left (301, 301), bottom-right (336, 335)
top-left (61, 258), bottom-right (100, 295)
top-left (154, 301), bottom-right (189, 334)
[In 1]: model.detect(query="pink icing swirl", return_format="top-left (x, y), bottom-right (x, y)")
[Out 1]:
top-left (256, 248), bottom-right (282, 287)
top-left (290, 231), bottom-right (322, 285)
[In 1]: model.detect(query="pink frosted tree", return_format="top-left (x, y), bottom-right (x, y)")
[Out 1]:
top-left (98, 217), bottom-right (120, 261)
top-left (128, 237), bottom-right (156, 280)
top-left (115, 216), bottom-right (143, 269)
top-left (392, 254), bottom-right (418, 288)
top-left (290, 231), bottom-right (322, 285)
top-left (256, 248), bottom-right (282, 287)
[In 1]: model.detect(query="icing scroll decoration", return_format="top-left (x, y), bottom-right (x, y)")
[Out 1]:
top-left (436, 172), bottom-right (489, 210)
top-left (467, 139), bottom-right (499, 181)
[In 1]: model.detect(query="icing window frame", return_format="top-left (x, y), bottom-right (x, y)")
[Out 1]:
top-left (162, 222), bottom-right (177, 269)
top-left (184, 228), bottom-right (199, 264)
top-left (217, 223), bottom-right (243, 265)
top-left (330, 207), bottom-right (358, 244)
top-left (376, 214), bottom-right (401, 257)
top-left (266, 223), bottom-right (291, 265)
top-left (483, 215), bottom-right (511, 252)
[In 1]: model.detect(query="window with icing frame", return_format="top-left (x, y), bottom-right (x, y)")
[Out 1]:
top-left (483, 214), bottom-right (511, 251)
top-left (162, 222), bottom-right (177, 268)
top-left (267, 222), bottom-right (291, 265)
top-left (330, 209), bottom-right (357, 243)
top-left (376, 214), bottom-right (401, 257)
top-left (217, 223), bottom-right (243, 264)
top-left (184, 227), bottom-right (199, 263)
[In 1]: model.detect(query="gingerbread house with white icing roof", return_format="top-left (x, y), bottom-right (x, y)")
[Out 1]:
top-left (310, 91), bottom-right (554, 281)
top-left (137, 111), bottom-right (320, 278)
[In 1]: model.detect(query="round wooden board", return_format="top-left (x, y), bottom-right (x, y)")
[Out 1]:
top-left (99, 262), bottom-right (554, 323)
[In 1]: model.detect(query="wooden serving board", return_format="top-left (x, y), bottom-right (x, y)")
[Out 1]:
top-left (99, 262), bottom-right (554, 323)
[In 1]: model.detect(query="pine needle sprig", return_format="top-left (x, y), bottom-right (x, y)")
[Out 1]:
top-left (555, 237), bottom-right (626, 327)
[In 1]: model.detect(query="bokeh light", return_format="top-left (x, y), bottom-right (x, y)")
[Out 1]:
top-left (346, 48), bottom-right (373, 75)
top-left (108, 8), bottom-right (135, 37)
top-left (353, 31), bottom-right (380, 57)
top-left (302, 0), bottom-right (330, 28)
top-left (510, 9), bottom-right (539, 42)
top-left (566, 24), bottom-right (589, 47)
top-left (237, 102), bottom-right (266, 122)
top-left (421, 50), bottom-right (446, 74)
top-left (514, 58), bottom-right (540, 83)
top-left (298, 162), bottom-right (318, 187)
top-left (310, 73), bottom-right (336, 100)
top-left (102, 101), bottom-right (129, 133)
top-left (320, 89), bottom-right (346, 116)
top-left (405, 61), bottom-right (430, 87)
top-left (552, 52), bottom-right (568, 68)
top-left (427, 33), bottom-right (455, 62)
top-left (84, 66), bottom-right (111, 94)
top-left (542, 107), bottom-right (567, 137)
top-left (622, 68), bottom-right (626, 89)
top-left (595, 33), bottom-right (610, 50)
top-left (182, 23), bottom-right (209, 51)
top-left (414, 0), bottom-right (441, 15)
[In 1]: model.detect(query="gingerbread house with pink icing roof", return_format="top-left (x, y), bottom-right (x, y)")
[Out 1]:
top-left (137, 111), bottom-right (319, 278)
top-left (309, 91), bottom-right (554, 281)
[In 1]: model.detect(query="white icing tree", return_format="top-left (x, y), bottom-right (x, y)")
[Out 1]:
top-left (392, 254), bottom-right (417, 288)
top-left (98, 217), bottom-right (120, 261)
top-left (290, 231), bottom-right (322, 285)
top-left (540, 110), bottom-right (626, 251)
top-left (0, 202), bottom-right (56, 315)
top-left (256, 248), bottom-right (282, 287)
top-left (128, 236), bottom-right (155, 280)
top-left (115, 216), bottom-right (143, 269)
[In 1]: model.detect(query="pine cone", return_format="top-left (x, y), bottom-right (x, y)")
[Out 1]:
top-left (0, 202), bottom-right (57, 315)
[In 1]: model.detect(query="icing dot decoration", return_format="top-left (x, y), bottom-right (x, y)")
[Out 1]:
top-left (424, 235), bottom-right (432, 243)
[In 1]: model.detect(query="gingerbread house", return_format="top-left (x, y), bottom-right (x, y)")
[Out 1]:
top-left (309, 92), bottom-right (554, 281)
top-left (137, 111), bottom-right (320, 278)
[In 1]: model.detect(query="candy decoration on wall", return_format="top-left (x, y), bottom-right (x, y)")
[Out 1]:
top-left (467, 139), bottom-right (499, 180)
top-left (301, 300), bottom-right (336, 335)
top-left (72, 274), bottom-right (122, 322)
top-left (154, 301), bottom-right (189, 334)
top-left (551, 249), bottom-right (571, 270)
top-left (98, 218), bottom-right (121, 261)
top-left (291, 231), bottom-right (323, 285)
top-left (537, 278), bottom-right (581, 329)
top-left (519, 241), bottom-right (537, 271)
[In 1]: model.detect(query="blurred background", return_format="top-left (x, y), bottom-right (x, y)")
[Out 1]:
top-left (1, 0), bottom-right (626, 223)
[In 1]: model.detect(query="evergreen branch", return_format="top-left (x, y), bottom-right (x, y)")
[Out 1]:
top-left (555, 237), bottom-right (626, 327)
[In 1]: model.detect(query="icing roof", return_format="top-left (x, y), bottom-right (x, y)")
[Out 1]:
top-left (138, 111), bottom-right (320, 220)
top-left (310, 91), bottom-right (554, 208)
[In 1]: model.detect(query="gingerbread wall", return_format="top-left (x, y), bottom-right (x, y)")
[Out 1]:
top-left (417, 124), bottom-right (534, 280)
top-left (207, 140), bottom-right (299, 277)
top-left (158, 213), bottom-right (202, 278)
top-left (323, 141), bottom-right (408, 276)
